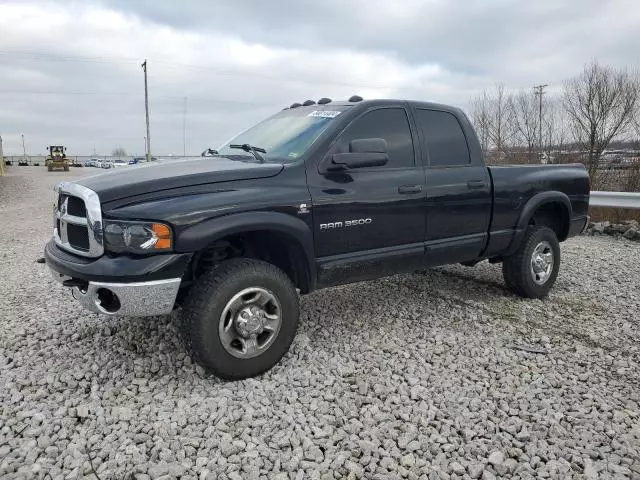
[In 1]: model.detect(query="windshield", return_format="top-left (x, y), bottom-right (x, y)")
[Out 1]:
top-left (216, 106), bottom-right (349, 163)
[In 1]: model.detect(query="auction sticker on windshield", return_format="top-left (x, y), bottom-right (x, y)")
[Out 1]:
top-left (307, 110), bottom-right (342, 118)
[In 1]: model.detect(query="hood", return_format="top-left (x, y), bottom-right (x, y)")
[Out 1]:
top-left (78, 157), bottom-right (284, 203)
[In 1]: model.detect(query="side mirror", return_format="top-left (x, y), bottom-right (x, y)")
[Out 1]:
top-left (326, 138), bottom-right (389, 171)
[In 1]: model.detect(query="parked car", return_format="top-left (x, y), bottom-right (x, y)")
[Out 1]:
top-left (45, 97), bottom-right (590, 380)
top-left (129, 157), bottom-right (145, 165)
top-left (85, 158), bottom-right (99, 167)
top-left (112, 159), bottom-right (128, 168)
top-left (101, 161), bottom-right (111, 169)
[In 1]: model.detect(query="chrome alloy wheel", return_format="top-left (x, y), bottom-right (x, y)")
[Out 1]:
top-left (219, 287), bottom-right (282, 359)
top-left (530, 241), bottom-right (554, 285)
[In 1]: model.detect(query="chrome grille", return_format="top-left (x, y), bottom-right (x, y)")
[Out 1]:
top-left (53, 182), bottom-right (104, 258)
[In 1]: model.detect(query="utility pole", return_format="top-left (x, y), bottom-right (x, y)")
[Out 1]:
top-left (533, 84), bottom-right (548, 160)
top-left (183, 97), bottom-right (187, 157)
top-left (144, 137), bottom-right (147, 157)
top-left (21, 134), bottom-right (27, 162)
top-left (0, 135), bottom-right (4, 176)
top-left (142, 60), bottom-right (151, 162)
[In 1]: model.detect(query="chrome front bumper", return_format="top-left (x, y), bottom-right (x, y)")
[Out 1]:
top-left (52, 271), bottom-right (181, 317)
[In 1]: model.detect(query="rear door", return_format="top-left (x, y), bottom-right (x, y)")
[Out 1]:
top-left (307, 105), bottom-right (426, 286)
top-left (413, 108), bottom-right (491, 265)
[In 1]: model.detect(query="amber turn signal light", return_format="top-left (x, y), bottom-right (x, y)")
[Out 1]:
top-left (152, 223), bottom-right (172, 250)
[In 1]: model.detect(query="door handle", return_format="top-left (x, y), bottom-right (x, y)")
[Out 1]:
top-left (467, 180), bottom-right (486, 189)
top-left (398, 184), bottom-right (423, 194)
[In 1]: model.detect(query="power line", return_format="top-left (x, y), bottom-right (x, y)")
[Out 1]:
top-left (150, 61), bottom-right (393, 89)
top-left (0, 90), bottom-right (279, 106)
top-left (0, 51), bottom-right (139, 65)
top-left (0, 90), bottom-right (146, 97)
top-left (0, 50), bottom-right (408, 90)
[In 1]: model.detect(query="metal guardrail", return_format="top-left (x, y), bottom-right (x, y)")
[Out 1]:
top-left (591, 191), bottom-right (640, 209)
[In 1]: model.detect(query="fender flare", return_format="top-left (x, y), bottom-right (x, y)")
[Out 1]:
top-left (506, 191), bottom-right (572, 255)
top-left (175, 211), bottom-right (316, 287)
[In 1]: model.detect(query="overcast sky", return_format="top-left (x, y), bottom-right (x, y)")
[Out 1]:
top-left (1, 0), bottom-right (639, 156)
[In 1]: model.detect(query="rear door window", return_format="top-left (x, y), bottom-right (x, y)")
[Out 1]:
top-left (414, 109), bottom-right (470, 167)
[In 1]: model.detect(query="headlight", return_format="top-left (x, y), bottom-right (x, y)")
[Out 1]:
top-left (103, 220), bottom-right (172, 253)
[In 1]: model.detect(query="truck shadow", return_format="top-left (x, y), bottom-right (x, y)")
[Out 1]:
top-left (24, 260), bottom-right (593, 389)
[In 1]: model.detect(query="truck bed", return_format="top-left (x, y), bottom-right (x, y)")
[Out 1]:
top-left (483, 163), bottom-right (590, 257)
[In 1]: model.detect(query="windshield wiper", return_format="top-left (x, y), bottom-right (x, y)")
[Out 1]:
top-left (229, 144), bottom-right (266, 163)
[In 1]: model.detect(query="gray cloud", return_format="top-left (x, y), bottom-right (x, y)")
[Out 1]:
top-left (0, 0), bottom-right (638, 156)
top-left (99, 0), bottom-right (640, 75)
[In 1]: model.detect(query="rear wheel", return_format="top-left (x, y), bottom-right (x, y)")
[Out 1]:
top-left (180, 258), bottom-right (299, 380)
top-left (502, 226), bottom-right (560, 298)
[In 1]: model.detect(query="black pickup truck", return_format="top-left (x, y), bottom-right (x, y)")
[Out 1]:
top-left (46, 97), bottom-right (590, 379)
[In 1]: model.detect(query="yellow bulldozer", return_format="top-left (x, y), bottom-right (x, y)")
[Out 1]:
top-left (46, 146), bottom-right (70, 172)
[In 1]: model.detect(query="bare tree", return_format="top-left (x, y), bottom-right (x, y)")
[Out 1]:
top-left (513, 90), bottom-right (539, 163)
top-left (112, 147), bottom-right (127, 158)
top-left (633, 89), bottom-right (640, 140)
top-left (542, 97), bottom-right (571, 163)
top-left (470, 85), bottom-right (517, 164)
top-left (470, 90), bottom-right (491, 156)
top-left (486, 84), bottom-right (517, 164)
top-left (626, 94), bottom-right (640, 193)
top-left (563, 62), bottom-right (640, 185)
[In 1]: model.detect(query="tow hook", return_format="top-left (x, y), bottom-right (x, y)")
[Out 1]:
top-left (63, 279), bottom-right (89, 289)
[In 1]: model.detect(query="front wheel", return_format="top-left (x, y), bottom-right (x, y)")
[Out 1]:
top-left (502, 226), bottom-right (560, 298)
top-left (180, 258), bottom-right (299, 380)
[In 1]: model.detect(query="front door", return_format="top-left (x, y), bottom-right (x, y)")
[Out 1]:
top-left (307, 106), bottom-right (427, 287)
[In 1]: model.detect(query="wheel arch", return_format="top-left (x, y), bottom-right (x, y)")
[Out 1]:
top-left (506, 191), bottom-right (572, 255)
top-left (176, 211), bottom-right (316, 293)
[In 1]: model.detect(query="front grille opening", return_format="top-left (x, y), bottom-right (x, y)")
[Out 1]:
top-left (67, 224), bottom-right (90, 251)
top-left (54, 185), bottom-right (103, 258)
top-left (67, 196), bottom-right (87, 217)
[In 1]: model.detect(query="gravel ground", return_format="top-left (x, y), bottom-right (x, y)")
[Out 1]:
top-left (1, 166), bottom-right (639, 480)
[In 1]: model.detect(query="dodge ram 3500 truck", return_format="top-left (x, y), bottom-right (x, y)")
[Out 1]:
top-left (45, 97), bottom-right (590, 379)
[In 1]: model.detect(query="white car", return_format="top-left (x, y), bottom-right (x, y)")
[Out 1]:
top-left (112, 159), bottom-right (128, 168)
top-left (95, 160), bottom-right (103, 168)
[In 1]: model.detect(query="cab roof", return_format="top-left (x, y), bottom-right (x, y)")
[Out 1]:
top-left (285, 98), bottom-right (463, 115)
